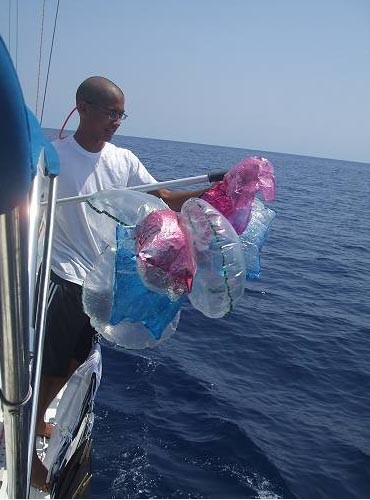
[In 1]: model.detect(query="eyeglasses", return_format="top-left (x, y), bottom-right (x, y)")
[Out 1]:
top-left (85, 100), bottom-right (128, 121)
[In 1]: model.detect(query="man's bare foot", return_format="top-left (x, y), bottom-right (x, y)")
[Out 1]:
top-left (31, 455), bottom-right (49, 492)
top-left (36, 421), bottom-right (55, 439)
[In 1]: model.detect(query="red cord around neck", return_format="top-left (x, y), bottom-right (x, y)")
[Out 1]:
top-left (58, 106), bottom-right (77, 139)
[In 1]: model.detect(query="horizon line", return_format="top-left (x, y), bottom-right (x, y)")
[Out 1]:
top-left (41, 127), bottom-right (370, 166)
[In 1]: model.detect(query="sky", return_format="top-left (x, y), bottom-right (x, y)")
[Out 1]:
top-left (1, 0), bottom-right (369, 163)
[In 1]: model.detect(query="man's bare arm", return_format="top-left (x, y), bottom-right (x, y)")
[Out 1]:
top-left (150, 187), bottom-right (207, 212)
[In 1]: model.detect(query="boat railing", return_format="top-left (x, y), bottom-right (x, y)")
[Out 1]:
top-left (0, 33), bottom-right (60, 498)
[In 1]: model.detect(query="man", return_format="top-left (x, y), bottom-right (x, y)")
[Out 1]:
top-left (32, 76), bottom-right (205, 490)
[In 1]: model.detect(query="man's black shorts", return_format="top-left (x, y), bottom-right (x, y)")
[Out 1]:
top-left (41, 270), bottom-right (96, 378)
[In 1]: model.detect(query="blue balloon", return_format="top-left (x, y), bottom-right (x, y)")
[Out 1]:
top-left (240, 199), bottom-right (276, 279)
top-left (110, 225), bottom-right (184, 340)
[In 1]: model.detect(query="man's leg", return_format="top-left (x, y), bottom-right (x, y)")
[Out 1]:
top-left (31, 374), bottom-right (69, 490)
top-left (36, 375), bottom-right (67, 437)
top-left (36, 358), bottom-right (80, 437)
top-left (32, 359), bottom-right (81, 490)
top-left (31, 272), bottom-right (88, 489)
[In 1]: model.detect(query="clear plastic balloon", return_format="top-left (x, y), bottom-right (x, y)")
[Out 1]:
top-left (201, 156), bottom-right (275, 234)
top-left (181, 198), bottom-right (246, 318)
top-left (240, 198), bottom-right (276, 279)
top-left (82, 191), bottom-right (180, 349)
top-left (85, 189), bottom-right (169, 250)
top-left (136, 209), bottom-right (196, 300)
top-left (82, 166), bottom-right (276, 348)
top-left (111, 225), bottom-right (184, 338)
top-left (82, 237), bottom-right (181, 349)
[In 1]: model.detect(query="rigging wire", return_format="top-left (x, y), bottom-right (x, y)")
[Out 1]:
top-left (15, 0), bottom-right (18, 70)
top-left (35, 0), bottom-right (46, 118)
top-left (7, 0), bottom-right (19, 68)
top-left (8, 0), bottom-right (11, 52)
top-left (40, 0), bottom-right (60, 125)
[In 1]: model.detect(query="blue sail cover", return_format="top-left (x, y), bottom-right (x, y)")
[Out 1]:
top-left (26, 107), bottom-right (60, 178)
top-left (0, 35), bottom-right (59, 214)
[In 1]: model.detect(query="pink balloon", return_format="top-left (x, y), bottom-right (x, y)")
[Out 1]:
top-left (135, 209), bottom-right (196, 299)
top-left (201, 156), bottom-right (275, 234)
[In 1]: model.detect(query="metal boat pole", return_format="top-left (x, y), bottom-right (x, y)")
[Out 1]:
top-left (0, 201), bottom-right (32, 499)
top-left (27, 174), bottom-right (58, 493)
top-left (40, 170), bottom-right (226, 207)
top-left (28, 157), bottom-right (44, 355)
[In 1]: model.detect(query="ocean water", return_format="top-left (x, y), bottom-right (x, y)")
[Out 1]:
top-left (47, 131), bottom-right (370, 498)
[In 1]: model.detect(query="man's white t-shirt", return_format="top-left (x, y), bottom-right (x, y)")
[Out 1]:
top-left (51, 136), bottom-right (156, 285)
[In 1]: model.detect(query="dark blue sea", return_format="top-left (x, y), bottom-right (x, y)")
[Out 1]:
top-left (47, 132), bottom-right (370, 498)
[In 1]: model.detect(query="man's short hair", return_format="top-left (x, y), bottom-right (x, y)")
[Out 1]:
top-left (76, 76), bottom-right (123, 104)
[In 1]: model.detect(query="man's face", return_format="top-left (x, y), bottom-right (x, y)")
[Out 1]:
top-left (82, 91), bottom-right (125, 143)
